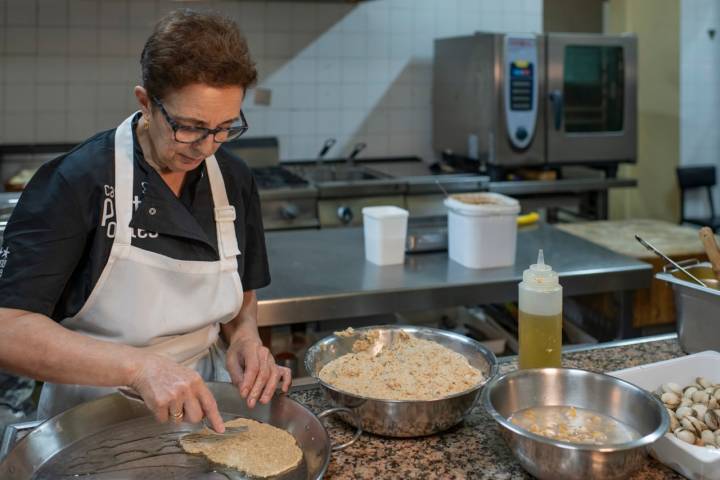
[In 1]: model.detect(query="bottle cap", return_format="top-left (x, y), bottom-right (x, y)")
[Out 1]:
top-left (522, 249), bottom-right (560, 291)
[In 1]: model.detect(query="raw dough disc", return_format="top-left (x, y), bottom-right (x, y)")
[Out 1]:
top-left (180, 418), bottom-right (303, 478)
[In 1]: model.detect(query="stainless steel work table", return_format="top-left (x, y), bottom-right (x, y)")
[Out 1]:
top-left (257, 223), bottom-right (652, 338)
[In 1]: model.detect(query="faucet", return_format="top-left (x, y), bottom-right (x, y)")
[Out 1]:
top-left (316, 138), bottom-right (336, 170)
top-left (346, 142), bottom-right (367, 169)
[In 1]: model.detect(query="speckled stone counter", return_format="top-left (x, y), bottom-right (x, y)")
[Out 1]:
top-left (289, 337), bottom-right (687, 479)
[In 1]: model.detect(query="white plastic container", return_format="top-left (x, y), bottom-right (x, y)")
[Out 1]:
top-left (610, 351), bottom-right (720, 480)
top-left (361, 206), bottom-right (409, 266)
top-left (443, 192), bottom-right (520, 269)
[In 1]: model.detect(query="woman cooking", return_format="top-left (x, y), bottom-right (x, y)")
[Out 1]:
top-left (0, 10), bottom-right (289, 433)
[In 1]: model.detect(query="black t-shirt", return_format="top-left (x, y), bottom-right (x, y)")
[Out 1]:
top-left (0, 113), bottom-right (270, 322)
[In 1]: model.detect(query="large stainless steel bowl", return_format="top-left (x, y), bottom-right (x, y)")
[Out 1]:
top-left (481, 368), bottom-right (670, 480)
top-left (304, 325), bottom-right (498, 437)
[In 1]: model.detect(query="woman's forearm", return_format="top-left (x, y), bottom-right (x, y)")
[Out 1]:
top-left (0, 308), bottom-right (142, 386)
top-left (220, 290), bottom-right (261, 345)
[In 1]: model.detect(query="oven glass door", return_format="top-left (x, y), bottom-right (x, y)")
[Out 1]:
top-left (564, 45), bottom-right (624, 133)
top-left (546, 34), bottom-right (637, 165)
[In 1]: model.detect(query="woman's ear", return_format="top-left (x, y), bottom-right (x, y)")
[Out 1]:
top-left (133, 86), bottom-right (151, 118)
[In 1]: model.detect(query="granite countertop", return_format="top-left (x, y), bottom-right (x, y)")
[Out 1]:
top-left (289, 337), bottom-right (688, 479)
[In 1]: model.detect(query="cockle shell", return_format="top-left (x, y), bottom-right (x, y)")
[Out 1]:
top-left (675, 428), bottom-right (696, 445)
top-left (693, 391), bottom-right (710, 404)
top-left (662, 392), bottom-right (681, 407)
top-left (664, 382), bottom-right (683, 395)
top-left (676, 406), bottom-right (693, 419)
top-left (693, 404), bottom-right (708, 419)
top-left (698, 377), bottom-right (713, 389)
top-left (701, 429), bottom-right (716, 447)
top-left (684, 386), bottom-right (699, 399)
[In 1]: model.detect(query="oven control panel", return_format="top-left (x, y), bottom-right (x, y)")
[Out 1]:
top-left (504, 34), bottom-right (538, 150)
top-left (259, 196), bottom-right (319, 230)
top-left (317, 196), bottom-right (405, 228)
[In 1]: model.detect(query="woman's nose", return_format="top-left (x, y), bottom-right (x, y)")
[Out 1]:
top-left (193, 133), bottom-right (217, 156)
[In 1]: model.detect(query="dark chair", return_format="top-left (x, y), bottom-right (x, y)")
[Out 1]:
top-left (676, 165), bottom-right (720, 231)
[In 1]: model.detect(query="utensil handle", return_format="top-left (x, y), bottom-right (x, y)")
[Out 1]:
top-left (434, 179), bottom-right (450, 198)
top-left (662, 258), bottom-right (701, 273)
top-left (0, 420), bottom-right (43, 462)
top-left (635, 235), bottom-right (707, 287)
top-left (549, 89), bottom-right (564, 130)
top-left (318, 138), bottom-right (336, 159)
top-left (317, 407), bottom-right (362, 451)
top-left (117, 387), bottom-right (145, 403)
top-left (699, 227), bottom-right (720, 276)
top-left (347, 142), bottom-right (366, 162)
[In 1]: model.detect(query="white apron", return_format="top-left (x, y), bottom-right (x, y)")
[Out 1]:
top-left (38, 113), bottom-right (244, 419)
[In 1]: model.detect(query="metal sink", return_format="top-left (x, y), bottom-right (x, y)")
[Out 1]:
top-left (290, 165), bottom-right (391, 183)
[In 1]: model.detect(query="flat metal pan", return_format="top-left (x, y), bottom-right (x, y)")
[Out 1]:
top-left (0, 382), bottom-right (360, 480)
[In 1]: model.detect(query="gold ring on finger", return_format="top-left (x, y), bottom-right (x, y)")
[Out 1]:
top-left (171, 409), bottom-right (184, 419)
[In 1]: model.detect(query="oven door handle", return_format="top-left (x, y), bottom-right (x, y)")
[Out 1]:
top-left (549, 89), bottom-right (564, 131)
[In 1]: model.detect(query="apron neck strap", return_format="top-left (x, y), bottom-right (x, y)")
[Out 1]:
top-left (113, 113), bottom-right (137, 246)
top-left (205, 156), bottom-right (241, 259)
top-left (114, 113), bottom-right (240, 260)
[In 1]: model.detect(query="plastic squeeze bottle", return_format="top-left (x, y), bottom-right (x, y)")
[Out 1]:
top-left (518, 249), bottom-right (563, 369)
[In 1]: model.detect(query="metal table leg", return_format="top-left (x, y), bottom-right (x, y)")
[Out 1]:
top-left (615, 290), bottom-right (640, 339)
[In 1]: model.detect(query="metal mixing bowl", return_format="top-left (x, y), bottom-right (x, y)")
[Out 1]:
top-left (481, 368), bottom-right (670, 480)
top-left (304, 325), bottom-right (498, 437)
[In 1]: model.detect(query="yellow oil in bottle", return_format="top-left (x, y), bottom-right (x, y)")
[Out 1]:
top-left (518, 249), bottom-right (563, 370)
top-left (518, 310), bottom-right (562, 369)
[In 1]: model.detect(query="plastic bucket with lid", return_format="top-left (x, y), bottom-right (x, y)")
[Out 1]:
top-left (361, 206), bottom-right (409, 265)
top-left (444, 192), bottom-right (520, 269)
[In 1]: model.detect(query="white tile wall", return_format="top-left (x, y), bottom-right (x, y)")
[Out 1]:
top-left (0, 0), bottom-right (542, 163)
top-left (680, 0), bottom-right (720, 217)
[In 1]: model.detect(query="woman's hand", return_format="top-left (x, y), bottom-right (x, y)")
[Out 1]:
top-left (129, 352), bottom-right (226, 432)
top-left (226, 338), bottom-right (292, 408)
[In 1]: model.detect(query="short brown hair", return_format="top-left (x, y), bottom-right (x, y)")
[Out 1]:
top-left (140, 9), bottom-right (257, 99)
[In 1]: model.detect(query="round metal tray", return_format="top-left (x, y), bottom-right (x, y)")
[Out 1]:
top-left (0, 382), bottom-right (360, 480)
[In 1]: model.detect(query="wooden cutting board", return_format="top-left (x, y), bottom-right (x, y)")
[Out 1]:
top-left (557, 219), bottom-right (709, 328)
top-left (556, 219), bottom-right (706, 259)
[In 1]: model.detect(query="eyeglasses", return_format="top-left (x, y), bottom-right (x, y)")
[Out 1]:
top-left (151, 97), bottom-right (248, 144)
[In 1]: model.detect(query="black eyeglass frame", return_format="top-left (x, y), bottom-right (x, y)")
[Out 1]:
top-left (151, 97), bottom-right (248, 144)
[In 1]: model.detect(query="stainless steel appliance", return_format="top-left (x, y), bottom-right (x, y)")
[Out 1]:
top-left (433, 32), bottom-right (637, 174)
top-left (223, 137), bottom-right (488, 231)
top-left (251, 165), bottom-right (320, 230)
top-left (0, 144), bottom-right (76, 191)
top-left (222, 137), bottom-right (321, 230)
top-left (405, 216), bottom-right (448, 252)
top-left (0, 145), bottom-right (79, 244)
top-left (311, 173), bottom-right (486, 228)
